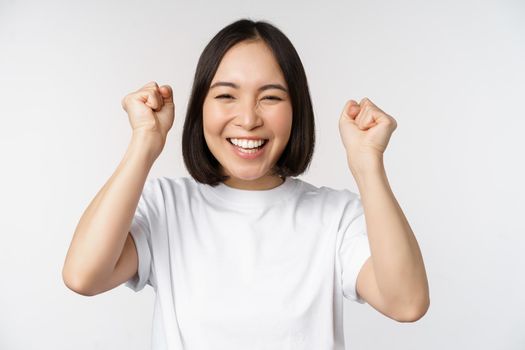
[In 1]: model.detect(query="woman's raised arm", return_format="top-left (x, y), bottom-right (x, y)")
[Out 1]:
top-left (62, 82), bottom-right (174, 296)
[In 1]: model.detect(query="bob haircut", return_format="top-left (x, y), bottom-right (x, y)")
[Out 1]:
top-left (182, 18), bottom-right (315, 186)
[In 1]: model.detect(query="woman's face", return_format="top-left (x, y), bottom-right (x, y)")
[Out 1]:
top-left (203, 39), bottom-right (293, 190)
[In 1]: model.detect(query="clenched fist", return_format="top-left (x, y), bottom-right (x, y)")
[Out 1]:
top-left (339, 97), bottom-right (397, 174)
top-left (121, 81), bottom-right (175, 155)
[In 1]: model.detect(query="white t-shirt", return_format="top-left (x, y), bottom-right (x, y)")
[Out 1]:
top-left (125, 176), bottom-right (371, 350)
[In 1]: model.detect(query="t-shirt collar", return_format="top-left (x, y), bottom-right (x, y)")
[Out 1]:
top-left (202, 176), bottom-right (299, 210)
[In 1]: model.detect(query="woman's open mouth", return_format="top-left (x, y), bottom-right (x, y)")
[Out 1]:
top-left (226, 138), bottom-right (269, 159)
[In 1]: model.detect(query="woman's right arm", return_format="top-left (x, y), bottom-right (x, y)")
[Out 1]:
top-left (62, 132), bottom-right (156, 296)
top-left (62, 81), bottom-right (174, 296)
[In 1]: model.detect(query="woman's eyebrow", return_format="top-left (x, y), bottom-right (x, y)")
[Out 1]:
top-left (210, 81), bottom-right (288, 93)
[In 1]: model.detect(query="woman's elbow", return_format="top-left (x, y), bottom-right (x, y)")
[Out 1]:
top-left (392, 296), bottom-right (430, 323)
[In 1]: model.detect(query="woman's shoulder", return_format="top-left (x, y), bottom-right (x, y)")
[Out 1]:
top-left (141, 175), bottom-right (200, 198)
top-left (292, 178), bottom-right (363, 226)
top-left (144, 175), bottom-right (193, 185)
top-left (295, 178), bottom-right (360, 203)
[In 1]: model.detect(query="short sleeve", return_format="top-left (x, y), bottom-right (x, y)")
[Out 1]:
top-left (337, 191), bottom-right (371, 304)
top-left (125, 179), bottom-right (157, 292)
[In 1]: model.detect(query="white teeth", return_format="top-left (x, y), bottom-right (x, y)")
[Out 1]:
top-left (230, 138), bottom-right (266, 149)
top-left (238, 147), bottom-right (258, 154)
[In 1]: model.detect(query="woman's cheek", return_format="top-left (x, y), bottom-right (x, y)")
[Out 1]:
top-left (203, 103), bottom-right (225, 130)
top-left (269, 104), bottom-right (293, 137)
top-left (202, 113), bottom-right (219, 148)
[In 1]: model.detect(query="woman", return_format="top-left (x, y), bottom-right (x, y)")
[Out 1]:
top-left (63, 18), bottom-right (429, 350)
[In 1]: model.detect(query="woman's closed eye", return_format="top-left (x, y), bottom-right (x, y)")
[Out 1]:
top-left (215, 94), bottom-right (282, 101)
top-left (262, 96), bottom-right (283, 101)
top-left (215, 94), bottom-right (235, 99)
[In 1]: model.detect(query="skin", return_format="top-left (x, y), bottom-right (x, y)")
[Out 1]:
top-left (202, 39), bottom-right (293, 190)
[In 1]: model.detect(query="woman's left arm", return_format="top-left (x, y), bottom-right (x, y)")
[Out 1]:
top-left (338, 98), bottom-right (430, 322)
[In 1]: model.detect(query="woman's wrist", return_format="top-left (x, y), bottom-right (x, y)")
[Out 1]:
top-left (129, 131), bottom-right (165, 163)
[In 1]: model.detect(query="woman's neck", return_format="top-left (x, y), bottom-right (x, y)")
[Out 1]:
top-left (222, 175), bottom-right (284, 190)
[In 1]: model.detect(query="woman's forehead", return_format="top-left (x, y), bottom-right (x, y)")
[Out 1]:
top-left (213, 42), bottom-right (287, 89)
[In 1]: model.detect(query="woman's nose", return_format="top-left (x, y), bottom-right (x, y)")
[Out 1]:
top-left (235, 100), bottom-right (263, 130)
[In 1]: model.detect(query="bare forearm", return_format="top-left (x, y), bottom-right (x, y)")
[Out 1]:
top-left (63, 132), bottom-right (158, 290)
top-left (351, 160), bottom-right (429, 311)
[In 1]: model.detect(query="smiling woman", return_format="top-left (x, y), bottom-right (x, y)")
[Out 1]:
top-left (182, 19), bottom-right (316, 190)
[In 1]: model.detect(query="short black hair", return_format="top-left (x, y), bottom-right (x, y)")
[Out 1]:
top-left (182, 18), bottom-right (315, 186)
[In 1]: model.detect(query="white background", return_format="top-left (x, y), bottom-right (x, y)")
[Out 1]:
top-left (1, 0), bottom-right (524, 349)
